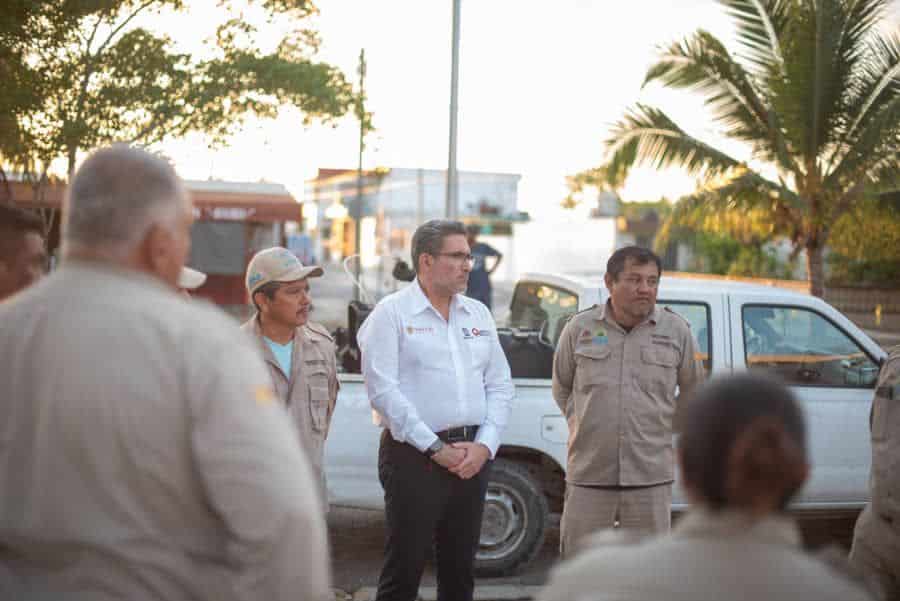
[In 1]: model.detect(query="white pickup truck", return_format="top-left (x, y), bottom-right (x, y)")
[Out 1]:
top-left (325, 271), bottom-right (886, 575)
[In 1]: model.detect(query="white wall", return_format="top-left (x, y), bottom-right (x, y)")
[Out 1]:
top-left (507, 217), bottom-right (617, 278)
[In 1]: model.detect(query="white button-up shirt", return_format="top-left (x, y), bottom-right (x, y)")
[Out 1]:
top-left (358, 279), bottom-right (515, 456)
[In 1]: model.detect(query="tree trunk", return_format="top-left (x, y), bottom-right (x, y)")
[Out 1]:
top-left (67, 146), bottom-right (77, 181)
top-left (805, 243), bottom-right (826, 298)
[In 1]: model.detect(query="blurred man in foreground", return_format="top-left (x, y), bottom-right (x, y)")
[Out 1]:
top-left (0, 204), bottom-right (47, 301)
top-left (850, 346), bottom-right (900, 600)
top-left (0, 145), bottom-right (331, 601)
top-left (540, 374), bottom-right (871, 601)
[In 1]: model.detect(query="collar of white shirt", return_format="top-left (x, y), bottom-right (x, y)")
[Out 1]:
top-left (403, 278), bottom-right (474, 319)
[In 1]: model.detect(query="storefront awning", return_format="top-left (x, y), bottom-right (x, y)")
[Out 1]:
top-left (7, 179), bottom-right (302, 224)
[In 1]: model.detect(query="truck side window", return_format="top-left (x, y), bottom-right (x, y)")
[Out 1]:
top-left (659, 301), bottom-right (711, 373)
top-left (742, 305), bottom-right (879, 388)
top-left (508, 282), bottom-right (578, 347)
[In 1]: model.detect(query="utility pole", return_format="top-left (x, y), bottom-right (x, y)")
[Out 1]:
top-left (353, 48), bottom-right (366, 301)
top-left (445, 0), bottom-right (461, 219)
top-left (416, 167), bottom-right (425, 226)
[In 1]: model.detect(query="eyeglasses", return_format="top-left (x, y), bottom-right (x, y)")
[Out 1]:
top-left (435, 252), bottom-right (475, 265)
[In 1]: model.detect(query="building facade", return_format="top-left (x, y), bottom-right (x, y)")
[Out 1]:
top-left (305, 167), bottom-right (522, 266)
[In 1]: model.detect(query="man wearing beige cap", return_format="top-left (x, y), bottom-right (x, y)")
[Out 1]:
top-left (241, 247), bottom-right (339, 502)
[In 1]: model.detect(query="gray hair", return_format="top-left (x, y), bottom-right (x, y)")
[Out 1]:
top-left (411, 219), bottom-right (466, 273)
top-left (63, 145), bottom-right (187, 258)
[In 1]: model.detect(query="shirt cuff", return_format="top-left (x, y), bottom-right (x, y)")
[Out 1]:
top-left (475, 424), bottom-right (500, 458)
top-left (408, 422), bottom-right (439, 453)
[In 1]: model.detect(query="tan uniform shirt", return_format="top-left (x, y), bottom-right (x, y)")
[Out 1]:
top-left (552, 302), bottom-right (705, 486)
top-left (0, 263), bottom-right (331, 601)
top-left (540, 510), bottom-right (872, 601)
top-left (853, 346), bottom-right (900, 570)
top-left (240, 316), bottom-right (339, 488)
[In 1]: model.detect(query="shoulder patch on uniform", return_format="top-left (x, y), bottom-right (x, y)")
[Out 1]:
top-left (306, 321), bottom-right (334, 342)
top-left (255, 385), bottom-right (276, 406)
top-left (663, 306), bottom-right (691, 328)
top-left (567, 304), bottom-right (598, 323)
top-left (574, 304), bottom-right (598, 316)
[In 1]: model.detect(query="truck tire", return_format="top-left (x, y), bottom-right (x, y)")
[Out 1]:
top-left (475, 458), bottom-right (549, 576)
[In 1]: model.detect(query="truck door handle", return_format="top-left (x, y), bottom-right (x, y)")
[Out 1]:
top-left (798, 367), bottom-right (820, 382)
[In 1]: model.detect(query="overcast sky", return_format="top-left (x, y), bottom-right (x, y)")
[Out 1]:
top-left (146, 0), bottom-right (900, 215)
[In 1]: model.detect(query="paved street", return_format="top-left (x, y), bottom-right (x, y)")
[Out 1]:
top-left (327, 505), bottom-right (857, 600)
top-left (328, 506), bottom-right (560, 598)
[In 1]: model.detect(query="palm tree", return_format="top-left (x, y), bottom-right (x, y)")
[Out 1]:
top-left (604, 0), bottom-right (900, 297)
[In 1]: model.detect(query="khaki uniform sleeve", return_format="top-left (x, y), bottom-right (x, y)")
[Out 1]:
top-left (674, 325), bottom-right (706, 432)
top-left (328, 338), bottom-right (340, 417)
top-left (188, 335), bottom-right (332, 601)
top-left (552, 318), bottom-right (577, 415)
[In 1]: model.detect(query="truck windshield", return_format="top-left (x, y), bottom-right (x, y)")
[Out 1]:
top-left (508, 282), bottom-right (578, 346)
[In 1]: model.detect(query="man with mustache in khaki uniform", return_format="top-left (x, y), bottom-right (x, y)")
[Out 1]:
top-left (241, 247), bottom-right (339, 502)
top-left (553, 246), bottom-right (705, 557)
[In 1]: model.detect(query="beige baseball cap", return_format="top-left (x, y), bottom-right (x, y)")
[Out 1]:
top-left (246, 247), bottom-right (323, 295)
top-left (178, 266), bottom-right (207, 290)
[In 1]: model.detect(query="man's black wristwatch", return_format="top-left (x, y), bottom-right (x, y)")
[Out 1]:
top-left (424, 439), bottom-right (444, 458)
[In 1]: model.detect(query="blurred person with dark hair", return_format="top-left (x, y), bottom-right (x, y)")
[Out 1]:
top-left (465, 223), bottom-right (502, 310)
top-left (540, 373), bottom-right (871, 601)
top-left (0, 204), bottom-right (47, 301)
top-left (850, 346), bottom-right (900, 601)
top-left (553, 245), bottom-right (704, 556)
top-left (0, 146), bottom-right (332, 601)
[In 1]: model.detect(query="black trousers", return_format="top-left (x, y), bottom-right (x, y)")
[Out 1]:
top-left (375, 430), bottom-right (492, 601)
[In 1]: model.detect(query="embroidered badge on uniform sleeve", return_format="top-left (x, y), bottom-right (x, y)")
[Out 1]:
top-left (255, 385), bottom-right (276, 406)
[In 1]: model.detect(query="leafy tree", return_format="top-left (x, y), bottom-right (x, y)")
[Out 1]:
top-left (603, 0), bottom-right (900, 297)
top-left (0, 0), bottom-right (356, 191)
top-left (827, 194), bottom-right (900, 284)
top-left (561, 165), bottom-right (626, 210)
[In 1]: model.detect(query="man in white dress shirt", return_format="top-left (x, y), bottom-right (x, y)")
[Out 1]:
top-left (358, 219), bottom-right (515, 601)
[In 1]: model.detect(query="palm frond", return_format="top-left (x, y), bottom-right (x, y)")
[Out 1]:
top-left (864, 145), bottom-right (900, 192)
top-left (603, 103), bottom-right (744, 183)
top-left (768, 0), bottom-right (857, 161)
top-left (827, 95), bottom-right (900, 189)
top-left (843, 32), bottom-right (900, 143)
top-left (840, 0), bottom-right (890, 60)
top-left (643, 30), bottom-right (799, 176)
top-left (717, 0), bottom-right (791, 75)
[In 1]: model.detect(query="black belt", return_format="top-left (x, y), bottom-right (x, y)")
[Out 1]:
top-left (436, 425), bottom-right (479, 443)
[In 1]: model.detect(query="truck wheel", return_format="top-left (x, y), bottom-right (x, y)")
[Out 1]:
top-left (475, 458), bottom-right (549, 576)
